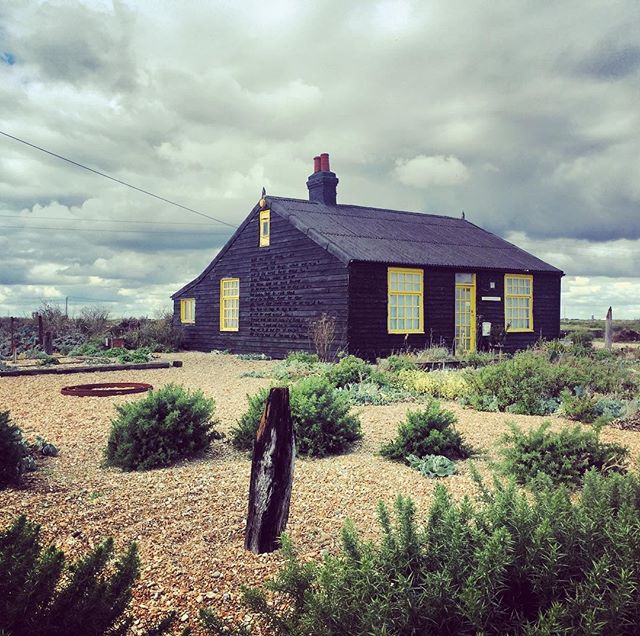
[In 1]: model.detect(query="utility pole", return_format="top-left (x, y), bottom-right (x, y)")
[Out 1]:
top-left (65, 296), bottom-right (68, 318)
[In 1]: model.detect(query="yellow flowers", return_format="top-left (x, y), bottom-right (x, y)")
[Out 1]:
top-left (399, 370), bottom-right (469, 401)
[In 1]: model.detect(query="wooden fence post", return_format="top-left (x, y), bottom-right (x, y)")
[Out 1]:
top-left (37, 313), bottom-right (44, 348)
top-left (44, 331), bottom-right (53, 355)
top-left (605, 306), bottom-right (613, 350)
top-left (10, 316), bottom-right (16, 363)
top-left (245, 387), bottom-right (295, 554)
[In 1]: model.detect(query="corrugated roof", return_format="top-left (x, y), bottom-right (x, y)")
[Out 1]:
top-left (270, 197), bottom-right (563, 273)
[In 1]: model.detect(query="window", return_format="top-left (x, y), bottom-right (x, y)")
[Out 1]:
top-left (259, 209), bottom-right (270, 247)
top-left (388, 267), bottom-right (424, 334)
top-left (220, 278), bottom-right (240, 331)
top-left (180, 298), bottom-right (195, 324)
top-left (505, 274), bottom-right (533, 331)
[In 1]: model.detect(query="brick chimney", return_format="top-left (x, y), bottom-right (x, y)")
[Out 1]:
top-left (306, 153), bottom-right (339, 205)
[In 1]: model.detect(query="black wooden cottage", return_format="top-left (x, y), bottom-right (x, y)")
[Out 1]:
top-left (172, 154), bottom-right (563, 359)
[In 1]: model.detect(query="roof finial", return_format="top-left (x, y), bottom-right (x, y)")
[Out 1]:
top-left (461, 210), bottom-right (466, 220)
top-left (259, 187), bottom-right (267, 210)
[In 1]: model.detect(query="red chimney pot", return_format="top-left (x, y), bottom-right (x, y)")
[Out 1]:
top-left (313, 155), bottom-right (321, 173)
top-left (320, 153), bottom-right (330, 172)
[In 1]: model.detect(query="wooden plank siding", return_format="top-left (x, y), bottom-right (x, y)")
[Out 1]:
top-left (348, 262), bottom-right (562, 360)
top-left (173, 207), bottom-right (349, 358)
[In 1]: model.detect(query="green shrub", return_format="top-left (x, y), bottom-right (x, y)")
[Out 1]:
top-left (414, 346), bottom-right (450, 362)
top-left (377, 354), bottom-right (418, 373)
top-left (499, 421), bottom-right (629, 487)
top-left (406, 454), bottom-right (457, 478)
top-left (0, 515), bottom-right (139, 636)
top-left (456, 351), bottom-right (496, 368)
top-left (559, 388), bottom-right (599, 422)
top-left (337, 381), bottom-right (412, 406)
top-left (380, 401), bottom-right (470, 462)
top-left (231, 378), bottom-right (362, 457)
top-left (0, 411), bottom-right (32, 488)
top-left (204, 471), bottom-right (640, 636)
top-left (325, 355), bottom-right (372, 388)
top-left (285, 351), bottom-right (320, 364)
top-left (105, 384), bottom-right (220, 471)
top-left (568, 329), bottom-right (595, 348)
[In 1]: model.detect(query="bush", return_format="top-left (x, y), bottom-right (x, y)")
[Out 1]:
top-left (406, 454), bottom-right (457, 478)
top-left (399, 369), bottom-right (469, 400)
top-left (0, 515), bottom-right (139, 636)
top-left (377, 354), bottom-right (417, 373)
top-left (568, 329), bottom-right (595, 348)
top-left (0, 411), bottom-right (33, 488)
top-left (231, 378), bottom-right (362, 457)
top-left (499, 421), bottom-right (629, 487)
top-left (380, 401), bottom-right (470, 462)
top-left (456, 351), bottom-right (496, 368)
top-left (76, 305), bottom-right (111, 339)
top-left (105, 384), bottom-right (220, 471)
top-left (286, 351), bottom-right (320, 364)
top-left (337, 381), bottom-right (413, 406)
top-left (206, 471), bottom-right (640, 636)
top-left (325, 355), bottom-right (372, 388)
top-left (559, 388), bottom-right (599, 423)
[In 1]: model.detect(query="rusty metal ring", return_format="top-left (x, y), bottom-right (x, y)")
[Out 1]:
top-left (61, 382), bottom-right (153, 397)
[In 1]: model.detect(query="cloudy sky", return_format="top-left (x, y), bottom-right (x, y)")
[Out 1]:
top-left (1, 0), bottom-right (639, 319)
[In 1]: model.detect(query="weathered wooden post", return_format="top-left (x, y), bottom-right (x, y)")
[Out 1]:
top-left (37, 313), bottom-right (44, 348)
top-left (10, 316), bottom-right (16, 363)
top-left (605, 306), bottom-right (613, 350)
top-left (245, 387), bottom-right (295, 554)
top-left (44, 331), bottom-right (53, 355)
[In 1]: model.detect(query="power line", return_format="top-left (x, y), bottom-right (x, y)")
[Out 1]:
top-left (0, 223), bottom-right (231, 236)
top-left (0, 130), bottom-right (238, 228)
top-left (0, 213), bottom-right (218, 227)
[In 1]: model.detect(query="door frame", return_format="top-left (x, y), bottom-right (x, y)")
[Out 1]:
top-left (455, 273), bottom-right (476, 354)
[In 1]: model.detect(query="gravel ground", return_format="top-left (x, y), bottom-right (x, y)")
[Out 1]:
top-left (1, 351), bottom-right (639, 634)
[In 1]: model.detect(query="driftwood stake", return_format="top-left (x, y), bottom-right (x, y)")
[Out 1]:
top-left (245, 387), bottom-right (295, 554)
top-left (10, 317), bottom-right (16, 363)
top-left (605, 306), bottom-right (613, 350)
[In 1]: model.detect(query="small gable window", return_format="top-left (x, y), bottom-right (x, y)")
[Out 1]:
top-left (220, 278), bottom-right (240, 331)
top-left (388, 267), bottom-right (424, 334)
top-left (505, 274), bottom-right (533, 332)
top-left (180, 298), bottom-right (195, 324)
top-left (259, 209), bottom-right (270, 247)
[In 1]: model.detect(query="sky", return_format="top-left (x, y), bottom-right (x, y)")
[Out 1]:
top-left (1, 0), bottom-right (639, 319)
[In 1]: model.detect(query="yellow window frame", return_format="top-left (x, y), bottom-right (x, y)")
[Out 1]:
top-left (387, 267), bottom-right (424, 334)
top-left (259, 209), bottom-right (270, 247)
top-left (180, 298), bottom-right (195, 324)
top-left (504, 273), bottom-right (533, 332)
top-left (220, 278), bottom-right (240, 332)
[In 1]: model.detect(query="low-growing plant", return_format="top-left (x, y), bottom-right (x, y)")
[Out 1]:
top-left (456, 350), bottom-right (496, 368)
top-left (0, 515), bottom-right (140, 636)
top-left (31, 435), bottom-right (59, 457)
top-left (105, 384), bottom-right (221, 471)
top-left (380, 401), bottom-right (470, 462)
top-left (595, 397), bottom-right (632, 421)
top-left (236, 352), bottom-right (271, 360)
top-left (499, 421), bottom-right (629, 487)
top-left (231, 378), bottom-right (362, 457)
top-left (559, 388), bottom-right (599, 422)
top-left (337, 381), bottom-right (413, 406)
top-left (406, 453), bottom-right (457, 478)
top-left (414, 345), bottom-right (450, 362)
top-left (285, 351), bottom-right (320, 364)
top-left (202, 471), bottom-right (640, 635)
top-left (325, 355), bottom-right (372, 387)
top-left (377, 354), bottom-right (418, 373)
top-left (0, 410), bottom-right (32, 488)
top-left (399, 369), bottom-right (469, 400)
top-left (568, 329), bottom-right (595, 349)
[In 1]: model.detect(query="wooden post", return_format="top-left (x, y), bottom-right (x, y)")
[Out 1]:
top-left (605, 306), bottom-right (613, 350)
top-left (245, 387), bottom-right (295, 554)
top-left (44, 331), bottom-right (53, 355)
top-left (37, 313), bottom-right (44, 348)
top-left (10, 317), bottom-right (16, 363)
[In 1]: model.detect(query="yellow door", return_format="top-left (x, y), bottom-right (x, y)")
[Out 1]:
top-left (455, 273), bottom-right (476, 354)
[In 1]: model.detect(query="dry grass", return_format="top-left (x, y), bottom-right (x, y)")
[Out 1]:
top-left (1, 351), bottom-right (639, 634)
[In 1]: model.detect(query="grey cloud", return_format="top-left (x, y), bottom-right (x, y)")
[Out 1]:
top-left (1, 0), bottom-right (639, 317)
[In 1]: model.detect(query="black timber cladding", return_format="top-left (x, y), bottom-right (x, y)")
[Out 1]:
top-left (173, 204), bottom-right (349, 357)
